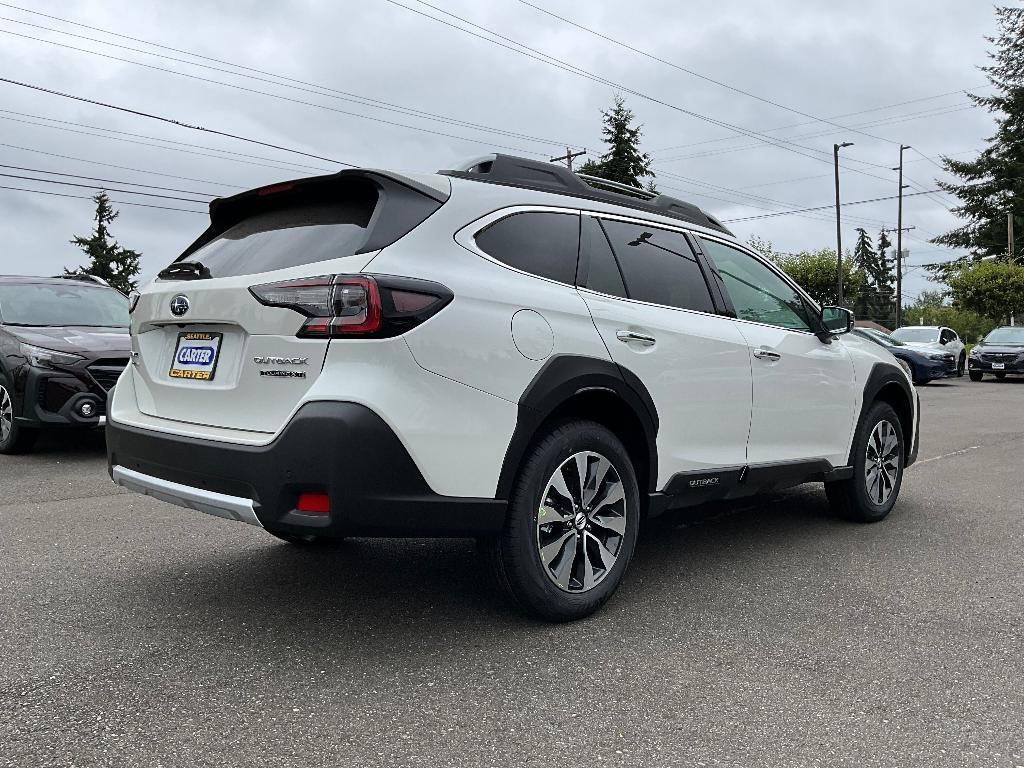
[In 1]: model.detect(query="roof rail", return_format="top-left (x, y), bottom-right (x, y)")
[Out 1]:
top-left (440, 154), bottom-right (732, 235)
top-left (55, 273), bottom-right (111, 287)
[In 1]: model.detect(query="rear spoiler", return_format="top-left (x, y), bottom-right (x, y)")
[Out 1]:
top-left (175, 169), bottom-right (450, 263)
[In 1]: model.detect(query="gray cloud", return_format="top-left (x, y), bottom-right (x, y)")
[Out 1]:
top-left (0, 0), bottom-right (1000, 301)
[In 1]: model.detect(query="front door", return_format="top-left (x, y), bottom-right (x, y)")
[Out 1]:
top-left (697, 236), bottom-right (857, 469)
top-left (578, 215), bottom-right (753, 488)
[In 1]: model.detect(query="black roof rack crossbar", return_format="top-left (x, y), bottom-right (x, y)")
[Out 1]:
top-left (440, 154), bottom-right (733, 235)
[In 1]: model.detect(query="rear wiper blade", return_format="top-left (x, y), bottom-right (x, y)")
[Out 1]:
top-left (158, 261), bottom-right (211, 280)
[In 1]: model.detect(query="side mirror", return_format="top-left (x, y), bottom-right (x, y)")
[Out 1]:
top-left (819, 306), bottom-right (854, 339)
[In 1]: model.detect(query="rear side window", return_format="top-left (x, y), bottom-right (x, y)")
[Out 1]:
top-left (577, 215), bottom-right (627, 298)
top-left (600, 220), bottom-right (715, 313)
top-left (475, 212), bottom-right (579, 285)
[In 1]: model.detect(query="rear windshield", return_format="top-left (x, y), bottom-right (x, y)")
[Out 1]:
top-left (189, 199), bottom-right (375, 279)
top-left (166, 174), bottom-right (447, 279)
top-left (0, 283), bottom-right (128, 327)
top-left (891, 328), bottom-right (939, 343)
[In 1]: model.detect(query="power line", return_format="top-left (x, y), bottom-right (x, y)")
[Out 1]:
top-left (0, 164), bottom-right (221, 197)
top-left (722, 187), bottom-right (951, 223)
top-left (517, 0), bottom-right (901, 145)
top-left (0, 2), bottom-right (576, 149)
top-left (0, 110), bottom-right (330, 173)
top-left (0, 183), bottom-right (205, 213)
top-left (0, 141), bottom-right (241, 188)
top-left (382, 0), bottom-right (901, 179)
top-left (0, 77), bottom-right (354, 167)
top-left (653, 87), bottom-right (987, 154)
top-left (0, 172), bottom-right (209, 202)
top-left (0, 26), bottom-right (551, 158)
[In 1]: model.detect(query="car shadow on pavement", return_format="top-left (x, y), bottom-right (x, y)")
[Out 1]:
top-left (27, 429), bottom-right (107, 455)
top-left (114, 484), bottom-right (867, 658)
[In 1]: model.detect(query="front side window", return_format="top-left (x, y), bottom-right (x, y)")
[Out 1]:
top-left (601, 220), bottom-right (715, 313)
top-left (475, 211), bottom-right (580, 285)
top-left (699, 238), bottom-right (813, 332)
top-left (940, 329), bottom-right (956, 344)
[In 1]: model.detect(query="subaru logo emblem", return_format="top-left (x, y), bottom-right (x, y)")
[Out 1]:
top-left (169, 295), bottom-right (190, 317)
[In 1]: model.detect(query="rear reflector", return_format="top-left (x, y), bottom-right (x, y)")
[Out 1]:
top-left (296, 492), bottom-right (330, 514)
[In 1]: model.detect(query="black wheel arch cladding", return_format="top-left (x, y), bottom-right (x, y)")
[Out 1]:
top-left (855, 362), bottom-right (916, 466)
top-left (495, 355), bottom-right (659, 499)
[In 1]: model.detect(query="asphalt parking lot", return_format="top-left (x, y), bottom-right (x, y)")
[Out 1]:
top-left (1, 378), bottom-right (1022, 768)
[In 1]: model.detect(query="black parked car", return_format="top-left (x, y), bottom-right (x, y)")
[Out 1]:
top-left (0, 275), bottom-right (130, 454)
top-left (851, 328), bottom-right (953, 385)
top-left (968, 326), bottom-right (1024, 381)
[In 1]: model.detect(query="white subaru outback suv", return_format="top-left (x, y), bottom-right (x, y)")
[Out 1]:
top-left (107, 154), bottom-right (919, 621)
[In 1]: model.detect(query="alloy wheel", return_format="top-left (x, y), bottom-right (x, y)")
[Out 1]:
top-left (0, 385), bottom-right (12, 443)
top-left (864, 419), bottom-right (900, 505)
top-left (536, 451), bottom-right (627, 593)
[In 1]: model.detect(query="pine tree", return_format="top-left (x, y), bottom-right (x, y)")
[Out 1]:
top-left (578, 95), bottom-right (656, 190)
top-left (67, 192), bottom-right (142, 295)
top-left (877, 228), bottom-right (893, 289)
top-left (853, 228), bottom-right (876, 275)
top-left (931, 7), bottom-right (1024, 262)
top-left (852, 228), bottom-right (895, 327)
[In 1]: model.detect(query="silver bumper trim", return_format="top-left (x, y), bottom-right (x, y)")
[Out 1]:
top-left (111, 465), bottom-right (262, 527)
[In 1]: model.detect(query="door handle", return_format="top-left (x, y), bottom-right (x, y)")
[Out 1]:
top-left (752, 346), bottom-right (781, 361)
top-left (616, 330), bottom-right (656, 346)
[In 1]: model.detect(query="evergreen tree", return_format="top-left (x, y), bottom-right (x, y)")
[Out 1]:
top-left (852, 228), bottom-right (876, 276)
top-left (67, 192), bottom-right (142, 295)
top-left (931, 7), bottom-right (1024, 263)
top-left (852, 228), bottom-right (896, 327)
top-left (578, 95), bottom-right (656, 190)
top-left (877, 228), bottom-right (893, 289)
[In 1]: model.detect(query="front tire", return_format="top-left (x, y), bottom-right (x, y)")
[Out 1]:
top-left (956, 353), bottom-right (966, 377)
top-left (969, 370), bottom-right (983, 382)
top-left (0, 381), bottom-right (38, 455)
top-left (486, 420), bottom-right (640, 622)
top-left (825, 402), bottom-right (905, 523)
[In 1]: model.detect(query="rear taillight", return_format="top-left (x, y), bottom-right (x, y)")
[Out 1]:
top-left (249, 274), bottom-right (453, 338)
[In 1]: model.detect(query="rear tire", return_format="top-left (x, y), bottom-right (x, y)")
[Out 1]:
top-left (969, 370), bottom-right (983, 382)
top-left (485, 420), bottom-right (640, 622)
top-left (995, 372), bottom-right (1007, 380)
top-left (825, 402), bottom-right (904, 523)
top-left (956, 353), bottom-right (966, 377)
top-left (0, 381), bottom-right (38, 455)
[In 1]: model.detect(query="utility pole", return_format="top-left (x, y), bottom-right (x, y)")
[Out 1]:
top-left (893, 145), bottom-right (911, 328)
top-left (834, 142), bottom-right (853, 305)
top-left (1009, 212), bottom-right (1015, 262)
top-left (550, 147), bottom-right (586, 171)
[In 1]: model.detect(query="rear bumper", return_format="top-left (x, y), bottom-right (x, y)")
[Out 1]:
top-left (107, 401), bottom-right (507, 537)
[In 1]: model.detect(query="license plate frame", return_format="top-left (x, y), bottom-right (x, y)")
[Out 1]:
top-left (992, 362), bottom-right (1005, 370)
top-left (169, 331), bottom-right (223, 382)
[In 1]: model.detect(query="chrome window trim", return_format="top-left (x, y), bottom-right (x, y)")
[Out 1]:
top-left (455, 204), bottom-right (584, 288)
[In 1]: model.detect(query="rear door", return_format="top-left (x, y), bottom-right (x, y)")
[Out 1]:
top-left (129, 174), bottom-right (443, 434)
top-left (696, 236), bottom-right (857, 467)
top-left (578, 214), bottom-right (752, 485)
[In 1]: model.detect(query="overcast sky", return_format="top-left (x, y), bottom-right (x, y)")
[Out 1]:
top-left (0, 0), bottom-right (1005, 301)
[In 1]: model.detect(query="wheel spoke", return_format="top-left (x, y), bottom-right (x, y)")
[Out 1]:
top-left (551, 533), bottom-right (579, 590)
top-left (573, 453), bottom-right (590, 505)
top-left (590, 510), bottom-right (626, 536)
top-left (582, 455), bottom-right (611, 507)
top-left (587, 532), bottom-right (617, 572)
top-left (589, 481), bottom-right (624, 517)
top-left (547, 470), bottom-right (576, 508)
top-left (539, 530), bottom-right (575, 565)
top-left (581, 544), bottom-right (597, 590)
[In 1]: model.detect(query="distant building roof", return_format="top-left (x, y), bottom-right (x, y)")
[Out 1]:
top-left (855, 319), bottom-right (892, 333)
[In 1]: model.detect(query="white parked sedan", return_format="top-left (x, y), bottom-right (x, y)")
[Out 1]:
top-left (890, 325), bottom-right (965, 377)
